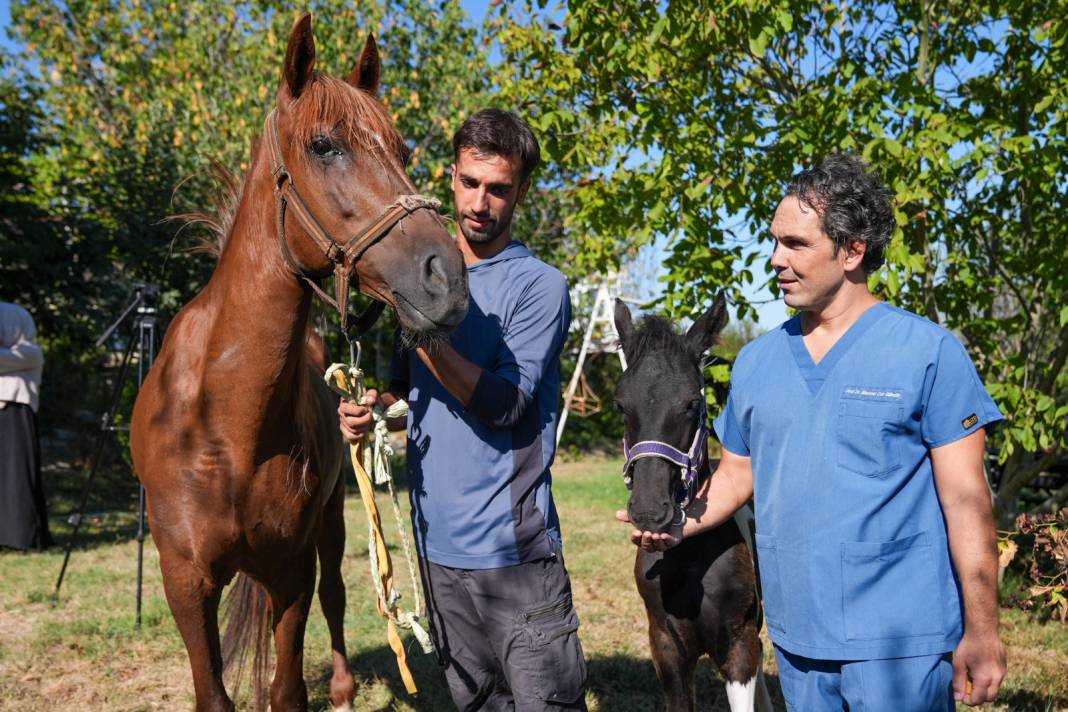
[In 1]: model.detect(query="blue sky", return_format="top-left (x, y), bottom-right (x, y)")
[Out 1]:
top-left (0, 0), bottom-right (12, 53)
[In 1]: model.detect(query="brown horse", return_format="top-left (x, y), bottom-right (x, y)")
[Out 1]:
top-left (614, 297), bottom-right (772, 712)
top-left (130, 15), bottom-right (467, 712)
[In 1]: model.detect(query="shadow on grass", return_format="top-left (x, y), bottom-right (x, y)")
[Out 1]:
top-left (42, 450), bottom-right (145, 551)
top-left (996, 689), bottom-right (1068, 712)
top-left (312, 644), bottom-right (786, 712)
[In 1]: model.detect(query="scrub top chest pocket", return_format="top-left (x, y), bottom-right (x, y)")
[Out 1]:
top-left (837, 387), bottom-right (906, 478)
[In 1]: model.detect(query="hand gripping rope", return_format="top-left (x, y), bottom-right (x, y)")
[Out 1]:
top-left (325, 344), bottom-right (432, 695)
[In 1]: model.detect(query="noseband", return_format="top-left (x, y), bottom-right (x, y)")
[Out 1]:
top-left (622, 400), bottom-right (709, 527)
top-left (264, 109), bottom-right (442, 334)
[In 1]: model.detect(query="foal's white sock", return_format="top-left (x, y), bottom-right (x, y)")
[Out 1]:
top-left (725, 676), bottom-right (758, 712)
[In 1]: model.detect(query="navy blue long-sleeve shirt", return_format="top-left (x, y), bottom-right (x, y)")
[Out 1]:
top-left (390, 241), bottom-right (571, 569)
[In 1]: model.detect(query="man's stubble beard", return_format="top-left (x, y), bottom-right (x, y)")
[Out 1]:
top-left (459, 219), bottom-right (499, 244)
top-left (457, 202), bottom-right (517, 245)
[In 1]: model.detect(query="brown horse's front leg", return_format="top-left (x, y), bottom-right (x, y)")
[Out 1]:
top-left (647, 612), bottom-right (699, 712)
top-left (316, 479), bottom-right (356, 711)
top-left (268, 551), bottom-right (316, 712)
top-left (157, 542), bottom-right (234, 712)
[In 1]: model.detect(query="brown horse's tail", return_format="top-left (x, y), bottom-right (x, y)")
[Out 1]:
top-left (221, 573), bottom-right (272, 712)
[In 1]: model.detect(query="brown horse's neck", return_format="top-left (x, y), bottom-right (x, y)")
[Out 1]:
top-left (203, 161), bottom-right (313, 410)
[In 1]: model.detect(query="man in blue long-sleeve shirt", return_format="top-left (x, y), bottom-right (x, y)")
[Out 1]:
top-left (340, 109), bottom-right (587, 711)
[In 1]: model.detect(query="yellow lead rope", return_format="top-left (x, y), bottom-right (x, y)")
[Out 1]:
top-left (325, 362), bottom-right (432, 695)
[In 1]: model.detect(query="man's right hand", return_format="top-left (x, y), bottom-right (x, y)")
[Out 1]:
top-left (338, 388), bottom-right (378, 443)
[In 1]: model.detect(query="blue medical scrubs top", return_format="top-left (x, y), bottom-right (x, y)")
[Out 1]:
top-left (714, 303), bottom-right (1002, 660)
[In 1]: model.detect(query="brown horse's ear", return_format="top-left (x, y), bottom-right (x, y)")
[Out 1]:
top-left (282, 13), bottom-right (316, 100)
top-left (685, 291), bottom-right (728, 359)
top-left (614, 298), bottom-right (636, 361)
top-left (347, 33), bottom-right (380, 95)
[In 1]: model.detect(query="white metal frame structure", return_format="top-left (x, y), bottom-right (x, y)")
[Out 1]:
top-left (556, 278), bottom-right (638, 447)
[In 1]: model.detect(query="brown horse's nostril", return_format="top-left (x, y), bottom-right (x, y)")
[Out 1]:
top-left (423, 253), bottom-right (447, 293)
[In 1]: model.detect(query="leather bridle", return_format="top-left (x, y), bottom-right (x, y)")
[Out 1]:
top-left (264, 109), bottom-right (442, 334)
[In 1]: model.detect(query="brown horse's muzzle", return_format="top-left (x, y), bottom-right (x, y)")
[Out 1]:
top-left (365, 209), bottom-right (469, 335)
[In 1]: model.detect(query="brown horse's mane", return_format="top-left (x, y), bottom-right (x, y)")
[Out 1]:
top-left (169, 155), bottom-right (252, 259)
top-left (173, 71), bottom-right (405, 259)
top-left (292, 72), bottom-right (407, 164)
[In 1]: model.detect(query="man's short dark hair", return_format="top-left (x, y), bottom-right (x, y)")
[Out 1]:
top-left (452, 109), bottom-right (541, 181)
top-left (785, 154), bottom-right (895, 274)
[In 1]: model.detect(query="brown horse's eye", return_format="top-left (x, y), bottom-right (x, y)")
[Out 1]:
top-left (311, 136), bottom-right (341, 158)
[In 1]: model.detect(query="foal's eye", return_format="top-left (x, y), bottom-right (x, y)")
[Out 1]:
top-left (311, 137), bottom-right (341, 158)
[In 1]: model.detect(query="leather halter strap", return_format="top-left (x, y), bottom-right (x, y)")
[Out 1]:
top-left (263, 109), bottom-right (442, 334)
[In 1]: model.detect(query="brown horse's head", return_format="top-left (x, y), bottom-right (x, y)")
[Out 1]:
top-left (614, 294), bottom-right (728, 533)
top-left (270, 13), bottom-right (467, 337)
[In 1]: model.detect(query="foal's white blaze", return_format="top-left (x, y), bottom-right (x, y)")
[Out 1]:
top-left (725, 676), bottom-right (758, 712)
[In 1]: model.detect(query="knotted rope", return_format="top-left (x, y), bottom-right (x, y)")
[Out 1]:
top-left (325, 360), bottom-right (432, 695)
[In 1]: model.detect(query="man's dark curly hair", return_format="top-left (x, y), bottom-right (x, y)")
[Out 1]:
top-left (452, 108), bottom-right (540, 181)
top-left (785, 154), bottom-right (895, 274)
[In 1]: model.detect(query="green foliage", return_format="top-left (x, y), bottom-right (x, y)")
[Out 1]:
top-left (495, 0), bottom-right (1068, 519)
top-left (999, 508), bottom-right (1068, 623)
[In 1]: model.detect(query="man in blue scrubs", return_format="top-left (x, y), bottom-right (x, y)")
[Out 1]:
top-left (622, 155), bottom-right (1006, 710)
top-left (340, 109), bottom-right (587, 710)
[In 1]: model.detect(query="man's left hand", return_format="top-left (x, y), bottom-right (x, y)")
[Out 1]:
top-left (952, 629), bottom-right (1006, 706)
top-left (615, 510), bottom-right (683, 552)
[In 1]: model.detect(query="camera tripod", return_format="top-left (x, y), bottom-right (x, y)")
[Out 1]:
top-left (53, 283), bottom-right (160, 629)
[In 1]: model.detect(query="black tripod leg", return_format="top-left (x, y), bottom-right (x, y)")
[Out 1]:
top-left (136, 485), bottom-right (146, 628)
top-left (53, 331), bottom-right (137, 600)
top-left (134, 313), bottom-right (156, 629)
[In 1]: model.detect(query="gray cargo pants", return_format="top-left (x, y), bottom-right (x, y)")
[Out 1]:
top-left (423, 554), bottom-right (588, 711)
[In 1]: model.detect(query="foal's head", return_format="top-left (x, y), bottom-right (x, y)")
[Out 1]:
top-left (614, 293), bottom-right (727, 532)
top-left (267, 14), bottom-right (468, 336)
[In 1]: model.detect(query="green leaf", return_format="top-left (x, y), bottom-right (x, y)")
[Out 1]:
top-left (648, 15), bottom-right (671, 42)
top-left (749, 28), bottom-right (769, 57)
top-left (776, 9), bottom-right (793, 32)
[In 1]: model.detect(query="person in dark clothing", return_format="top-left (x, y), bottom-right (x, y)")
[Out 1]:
top-left (0, 301), bottom-right (53, 551)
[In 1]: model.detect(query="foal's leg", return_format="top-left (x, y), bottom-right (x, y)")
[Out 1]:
top-left (647, 614), bottom-right (699, 712)
top-left (316, 479), bottom-right (356, 711)
top-left (157, 542), bottom-right (234, 712)
top-left (267, 550), bottom-right (317, 712)
top-left (719, 624), bottom-right (772, 712)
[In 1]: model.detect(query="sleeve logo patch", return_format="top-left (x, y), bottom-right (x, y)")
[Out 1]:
top-left (962, 413), bottom-right (979, 429)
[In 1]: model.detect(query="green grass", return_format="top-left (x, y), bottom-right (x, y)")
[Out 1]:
top-left (0, 455), bottom-right (1065, 710)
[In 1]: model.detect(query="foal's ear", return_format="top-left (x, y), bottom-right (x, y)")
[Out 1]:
top-left (684, 291), bottom-right (728, 359)
top-left (283, 13), bottom-right (316, 100)
top-left (347, 33), bottom-right (381, 95)
top-left (614, 299), bottom-right (636, 361)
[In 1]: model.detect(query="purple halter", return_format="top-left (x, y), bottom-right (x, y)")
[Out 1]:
top-left (622, 401), bottom-right (709, 526)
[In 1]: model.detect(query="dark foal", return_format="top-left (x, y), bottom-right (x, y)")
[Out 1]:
top-left (614, 294), bottom-right (772, 712)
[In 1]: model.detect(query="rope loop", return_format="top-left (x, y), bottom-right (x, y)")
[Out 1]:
top-left (325, 357), bottom-right (431, 695)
